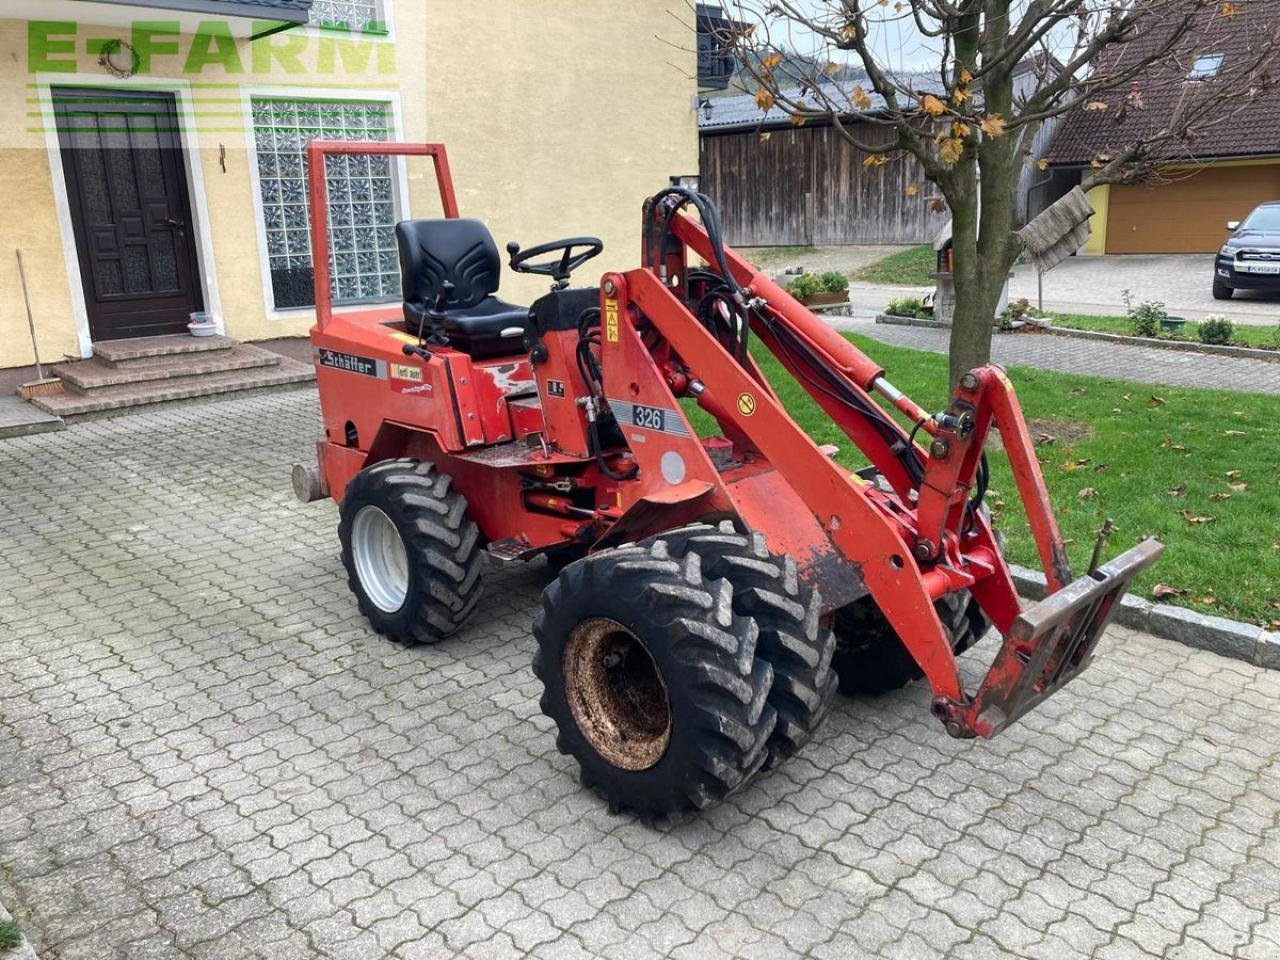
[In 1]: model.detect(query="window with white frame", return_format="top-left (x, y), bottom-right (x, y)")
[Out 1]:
top-left (309, 0), bottom-right (387, 33)
top-left (251, 97), bottom-right (401, 310)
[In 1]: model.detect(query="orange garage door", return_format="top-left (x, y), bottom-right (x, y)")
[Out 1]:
top-left (1106, 163), bottom-right (1280, 254)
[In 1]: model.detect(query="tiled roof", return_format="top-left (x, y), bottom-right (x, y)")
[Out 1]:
top-left (1048, 2), bottom-right (1280, 165)
top-left (698, 73), bottom-right (946, 133)
top-left (90, 0), bottom-right (313, 22)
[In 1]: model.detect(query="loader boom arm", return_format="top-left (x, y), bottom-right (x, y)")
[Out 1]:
top-left (618, 198), bottom-right (1163, 738)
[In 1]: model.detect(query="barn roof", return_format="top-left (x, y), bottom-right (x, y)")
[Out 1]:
top-left (698, 73), bottom-right (945, 134)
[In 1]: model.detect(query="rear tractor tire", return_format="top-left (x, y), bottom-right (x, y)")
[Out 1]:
top-left (338, 459), bottom-right (484, 644)
top-left (533, 539), bottom-right (776, 817)
top-left (642, 521), bottom-right (837, 770)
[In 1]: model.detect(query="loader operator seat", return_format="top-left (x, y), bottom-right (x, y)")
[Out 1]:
top-left (396, 218), bottom-right (530, 359)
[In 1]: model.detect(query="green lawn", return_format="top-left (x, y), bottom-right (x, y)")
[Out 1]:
top-left (853, 244), bottom-right (935, 286)
top-left (1050, 312), bottom-right (1280, 350)
top-left (687, 333), bottom-right (1280, 626)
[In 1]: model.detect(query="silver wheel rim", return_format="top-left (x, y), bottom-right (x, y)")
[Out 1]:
top-left (352, 506), bottom-right (409, 613)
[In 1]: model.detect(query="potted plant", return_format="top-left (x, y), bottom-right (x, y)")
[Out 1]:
top-left (787, 271), bottom-right (850, 306)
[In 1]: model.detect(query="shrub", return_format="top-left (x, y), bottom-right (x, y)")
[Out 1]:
top-left (819, 270), bottom-right (850, 293)
top-left (1126, 299), bottom-right (1167, 339)
top-left (884, 296), bottom-right (928, 319)
top-left (786, 273), bottom-right (825, 299)
top-left (1198, 314), bottom-right (1234, 345)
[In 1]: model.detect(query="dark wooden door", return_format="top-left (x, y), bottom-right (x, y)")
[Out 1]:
top-left (53, 88), bottom-right (203, 341)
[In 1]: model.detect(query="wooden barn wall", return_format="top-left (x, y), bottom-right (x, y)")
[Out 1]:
top-left (699, 124), bottom-right (949, 246)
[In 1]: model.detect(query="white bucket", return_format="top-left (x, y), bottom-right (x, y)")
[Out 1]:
top-left (188, 312), bottom-right (218, 337)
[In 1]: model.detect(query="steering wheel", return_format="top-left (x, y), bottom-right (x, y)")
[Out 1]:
top-left (506, 237), bottom-right (603, 287)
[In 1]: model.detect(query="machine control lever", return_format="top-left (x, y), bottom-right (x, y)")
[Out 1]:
top-left (402, 343), bottom-right (432, 361)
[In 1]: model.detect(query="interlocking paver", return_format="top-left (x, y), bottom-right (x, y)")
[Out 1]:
top-left (1, 388), bottom-right (1278, 959)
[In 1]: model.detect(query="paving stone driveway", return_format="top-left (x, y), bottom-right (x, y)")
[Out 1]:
top-left (1, 390), bottom-right (1279, 960)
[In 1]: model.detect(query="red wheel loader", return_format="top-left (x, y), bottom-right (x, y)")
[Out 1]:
top-left (293, 142), bottom-right (1162, 817)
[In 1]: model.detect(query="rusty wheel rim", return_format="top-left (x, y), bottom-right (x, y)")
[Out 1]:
top-left (563, 617), bottom-right (672, 771)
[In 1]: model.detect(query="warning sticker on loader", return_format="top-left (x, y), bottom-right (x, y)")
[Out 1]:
top-left (736, 392), bottom-right (757, 416)
top-left (607, 399), bottom-right (691, 437)
top-left (315, 349), bottom-right (386, 379)
top-left (604, 299), bottom-right (619, 342)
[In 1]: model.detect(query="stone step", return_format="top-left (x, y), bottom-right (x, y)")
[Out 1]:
top-left (54, 344), bottom-right (282, 394)
top-left (0, 395), bottom-right (64, 439)
top-left (32, 357), bottom-right (315, 420)
top-left (92, 334), bottom-right (236, 368)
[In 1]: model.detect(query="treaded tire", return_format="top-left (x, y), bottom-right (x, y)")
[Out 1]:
top-left (533, 539), bottom-right (776, 817)
top-left (831, 590), bottom-right (991, 696)
top-left (1212, 278), bottom-right (1234, 300)
top-left (339, 459), bottom-right (483, 644)
top-left (640, 521), bottom-right (836, 770)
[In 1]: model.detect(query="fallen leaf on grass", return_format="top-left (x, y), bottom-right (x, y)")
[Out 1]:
top-left (1226, 470), bottom-right (1243, 479)
top-left (1224, 430), bottom-right (1247, 437)
top-left (1078, 487), bottom-right (1099, 500)
top-left (1159, 435), bottom-right (1188, 452)
top-left (1122, 393), bottom-right (1133, 402)
top-left (1180, 510), bottom-right (1217, 525)
top-left (1152, 584), bottom-right (1188, 599)
top-left (1148, 395), bottom-right (1166, 406)
top-left (1093, 463), bottom-right (1109, 473)
top-left (1068, 387), bottom-right (1086, 397)
top-left (1035, 433), bottom-right (1058, 446)
top-left (1166, 483), bottom-right (1186, 497)
top-left (1229, 482), bottom-right (1249, 492)
top-left (1209, 492), bottom-right (1232, 502)
top-left (1195, 596), bottom-right (1217, 606)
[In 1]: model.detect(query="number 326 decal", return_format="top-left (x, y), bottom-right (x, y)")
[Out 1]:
top-left (606, 399), bottom-right (692, 438)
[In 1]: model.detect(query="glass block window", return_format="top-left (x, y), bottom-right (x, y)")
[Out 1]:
top-left (309, 0), bottom-right (386, 33)
top-left (251, 98), bottom-right (400, 310)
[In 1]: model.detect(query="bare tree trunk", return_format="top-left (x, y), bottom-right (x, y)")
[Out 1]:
top-left (943, 165), bottom-right (1000, 387)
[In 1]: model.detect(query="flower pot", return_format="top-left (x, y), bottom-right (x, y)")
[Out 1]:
top-left (1160, 317), bottom-right (1186, 333)
top-left (798, 291), bottom-right (848, 307)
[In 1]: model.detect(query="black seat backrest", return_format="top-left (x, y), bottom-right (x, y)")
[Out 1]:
top-left (395, 218), bottom-right (501, 310)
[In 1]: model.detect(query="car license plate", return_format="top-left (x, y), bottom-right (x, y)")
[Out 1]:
top-left (1241, 262), bottom-right (1280, 274)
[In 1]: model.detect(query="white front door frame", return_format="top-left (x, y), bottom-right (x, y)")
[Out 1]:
top-left (34, 73), bottom-right (225, 357)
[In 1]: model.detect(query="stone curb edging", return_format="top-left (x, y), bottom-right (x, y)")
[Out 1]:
top-left (876, 312), bottom-right (951, 329)
top-left (1010, 564), bottom-right (1280, 671)
top-left (1041, 324), bottom-right (1280, 362)
top-left (0, 900), bottom-right (39, 960)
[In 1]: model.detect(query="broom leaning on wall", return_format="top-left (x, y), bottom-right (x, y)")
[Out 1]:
top-left (15, 250), bottom-right (63, 400)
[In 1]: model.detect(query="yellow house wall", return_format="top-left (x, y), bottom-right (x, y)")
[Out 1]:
top-left (0, 3), bottom-right (697, 370)
top-left (1081, 183), bottom-right (1109, 257)
top-left (425, 2), bottom-right (699, 307)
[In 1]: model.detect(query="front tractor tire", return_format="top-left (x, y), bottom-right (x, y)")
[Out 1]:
top-left (338, 459), bottom-right (483, 644)
top-left (533, 540), bottom-right (776, 818)
top-left (643, 522), bottom-right (837, 770)
top-left (831, 590), bottom-right (992, 697)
